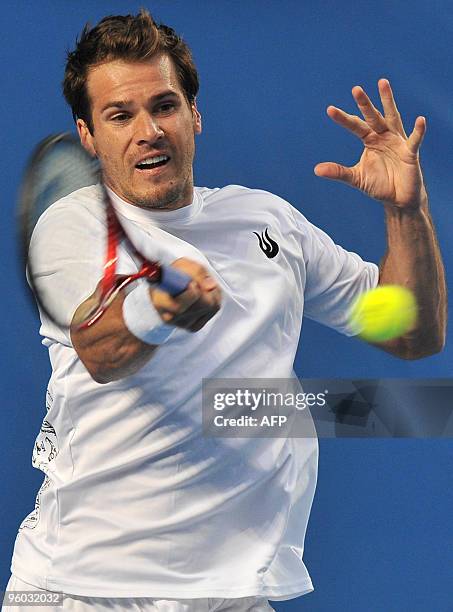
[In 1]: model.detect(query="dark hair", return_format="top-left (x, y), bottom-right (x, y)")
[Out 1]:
top-left (63, 9), bottom-right (199, 132)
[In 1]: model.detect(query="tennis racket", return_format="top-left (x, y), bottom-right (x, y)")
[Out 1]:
top-left (19, 132), bottom-right (191, 330)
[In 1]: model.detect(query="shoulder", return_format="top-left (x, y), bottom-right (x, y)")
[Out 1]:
top-left (195, 184), bottom-right (302, 224)
top-left (30, 184), bottom-right (106, 259)
top-left (196, 184), bottom-right (286, 206)
top-left (33, 184), bottom-right (105, 237)
top-left (37, 184), bottom-right (104, 225)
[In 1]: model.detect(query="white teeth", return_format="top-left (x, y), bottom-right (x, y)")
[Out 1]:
top-left (137, 155), bottom-right (169, 167)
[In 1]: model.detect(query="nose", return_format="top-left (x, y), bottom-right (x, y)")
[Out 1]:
top-left (134, 111), bottom-right (164, 146)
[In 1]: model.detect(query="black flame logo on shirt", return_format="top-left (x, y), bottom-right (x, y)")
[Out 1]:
top-left (253, 228), bottom-right (279, 259)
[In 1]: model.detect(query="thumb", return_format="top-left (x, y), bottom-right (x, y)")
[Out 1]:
top-left (314, 162), bottom-right (355, 186)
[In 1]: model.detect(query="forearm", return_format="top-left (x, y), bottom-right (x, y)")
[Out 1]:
top-left (70, 259), bottom-right (222, 383)
top-left (71, 289), bottom-right (159, 384)
top-left (377, 192), bottom-right (446, 358)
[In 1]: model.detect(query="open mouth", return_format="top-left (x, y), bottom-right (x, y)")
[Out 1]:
top-left (135, 155), bottom-right (170, 171)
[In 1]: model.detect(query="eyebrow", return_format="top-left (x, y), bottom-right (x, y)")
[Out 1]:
top-left (100, 91), bottom-right (180, 114)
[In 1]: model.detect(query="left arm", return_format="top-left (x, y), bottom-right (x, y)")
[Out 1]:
top-left (315, 79), bottom-right (446, 359)
top-left (377, 192), bottom-right (446, 358)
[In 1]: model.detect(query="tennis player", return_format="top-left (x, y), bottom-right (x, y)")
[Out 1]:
top-left (3, 9), bottom-right (446, 612)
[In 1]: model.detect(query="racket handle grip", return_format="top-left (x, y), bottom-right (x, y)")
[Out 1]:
top-left (158, 265), bottom-right (192, 297)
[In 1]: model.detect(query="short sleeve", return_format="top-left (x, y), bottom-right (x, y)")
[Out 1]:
top-left (289, 206), bottom-right (379, 336)
top-left (28, 192), bottom-right (137, 346)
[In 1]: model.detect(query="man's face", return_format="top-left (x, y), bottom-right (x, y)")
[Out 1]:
top-left (78, 54), bottom-right (202, 210)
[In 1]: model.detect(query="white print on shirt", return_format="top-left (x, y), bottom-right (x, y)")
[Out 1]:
top-left (18, 475), bottom-right (51, 531)
top-left (19, 392), bottom-right (59, 531)
top-left (46, 388), bottom-right (53, 412)
top-left (32, 421), bottom-right (58, 469)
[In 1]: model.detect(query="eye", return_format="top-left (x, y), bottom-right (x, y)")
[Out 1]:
top-left (156, 102), bottom-right (176, 115)
top-left (110, 113), bottom-right (131, 122)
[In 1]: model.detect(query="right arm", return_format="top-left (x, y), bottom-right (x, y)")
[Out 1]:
top-left (70, 258), bottom-right (221, 384)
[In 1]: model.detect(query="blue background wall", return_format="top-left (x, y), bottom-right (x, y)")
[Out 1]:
top-left (1, 1), bottom-right (452, 610)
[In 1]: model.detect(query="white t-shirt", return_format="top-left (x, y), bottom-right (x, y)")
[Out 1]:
top-left (11, 184), bottom-right (378, 600)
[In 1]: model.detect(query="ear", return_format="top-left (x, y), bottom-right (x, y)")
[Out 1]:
top-left (192, 100), bottom-right (202, 135)
top-left (76, 118), bottom-right (97, 157)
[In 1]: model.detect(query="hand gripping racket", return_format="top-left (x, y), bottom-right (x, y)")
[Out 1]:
top-left (18, 132), bottom-right (191, 330)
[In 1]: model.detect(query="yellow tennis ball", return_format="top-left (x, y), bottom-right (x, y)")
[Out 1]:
top-left (348, 285), bottom-right (418, 342)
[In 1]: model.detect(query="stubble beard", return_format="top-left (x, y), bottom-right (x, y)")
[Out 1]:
top-left (128, 180), bottom-right (189, 211)
top-left (107, 169), bottom-right (193, 212)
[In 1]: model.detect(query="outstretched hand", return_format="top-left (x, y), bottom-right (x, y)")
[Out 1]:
top-left (314, 79), bottom-right (427, 210)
